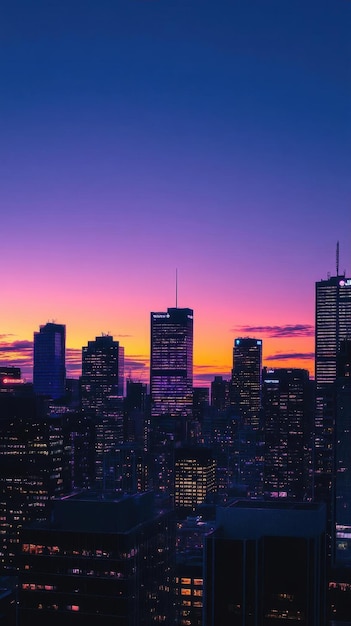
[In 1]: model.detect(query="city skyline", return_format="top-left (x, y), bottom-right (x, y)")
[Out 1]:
top-left (1, 0), bottom-right (350, 387)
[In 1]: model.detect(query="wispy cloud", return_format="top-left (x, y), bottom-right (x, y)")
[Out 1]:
top-left (0, 340), bottom-right (33, 353)
top-left (232, 324), bottom-right (314, 338)
top-left (265, 352), bottom-right (314, 361)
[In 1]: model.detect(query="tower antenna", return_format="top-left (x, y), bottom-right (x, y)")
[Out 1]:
top-left (336, 241), bottom-right (339, 276)
top-left (176, 268), bottom-right (178, 308)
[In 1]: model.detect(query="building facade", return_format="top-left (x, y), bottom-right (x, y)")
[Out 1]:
top-left (231, 337), bottom-right (262, 430)
top-left (18, 492), bottom-right (175, 626)
top-left (204, 500), bottom-right (326, 626)
top-left (33, 323), bottom-right (66, 400)
top-left (150, 308), bottom-right (193, 420)
top-left (262, 367), bottom-right (313, 501)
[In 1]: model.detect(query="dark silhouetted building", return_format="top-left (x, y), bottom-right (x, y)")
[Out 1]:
top-left (334, 339), bottom-right (351, 564)
top-left (211, 376), bottom-right (230, 411)
top-left (18, 491), bottom-right (175, 625)
top-left (33, 323), bottom-right (66, 400)
top-left (0, 394), bottom-right (68, 573)
top-left (262, 367), bottom-right (313, 501)
top-left (80, 334), bottom-right (124, 415)
top-left (204, 500), bottom-right (327, 626)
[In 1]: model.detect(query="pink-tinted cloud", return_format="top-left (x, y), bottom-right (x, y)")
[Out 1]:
top-left (265, 352), bottom-right (315, 361)
top-left (232, 324), bottom-right (314, 338)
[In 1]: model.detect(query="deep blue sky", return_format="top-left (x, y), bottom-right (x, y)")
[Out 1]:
top-left (0, 0), bottom-right (350, 383)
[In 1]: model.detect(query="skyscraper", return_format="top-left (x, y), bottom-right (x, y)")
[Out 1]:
top-left (33, 322), bottom-right (66, 399)
top-left (262, 367), bottom-right (312, 501)
top-left (314, 275), bottom-right (351, 507)
top-left (231, 337), bottom-right (262, 429)
top-left (80, 335), bottom-right (125, 490)
top-left (150, 307), bottom-right (193, 419)
top-left (81, 334), bottom-right (125, 416)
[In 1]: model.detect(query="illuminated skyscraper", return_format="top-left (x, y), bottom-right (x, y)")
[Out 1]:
top-left (150, 308), bottom-right (193, 419)
top-left (314, 275), bottom-right (351, 508)
top-left (33, 322), bottom-right (66, 400)
top-left (231, 337), bottom-right (262, 429)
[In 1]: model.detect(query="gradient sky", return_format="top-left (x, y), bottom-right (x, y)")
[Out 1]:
top-left (1, 0), bottom-right (350, 387)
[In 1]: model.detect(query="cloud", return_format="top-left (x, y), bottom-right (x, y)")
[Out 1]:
top-left (232, 324), bottom-right (314, 338)
top-left (0, 340), bottom-right (33, 353)
top-left (265, 352), bottom-right (314, 361)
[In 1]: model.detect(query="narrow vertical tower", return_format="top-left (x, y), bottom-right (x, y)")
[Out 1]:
top-left (150, 307), bottom-right (193, 420)
top-left (33, 322), bottom-right (66, 400)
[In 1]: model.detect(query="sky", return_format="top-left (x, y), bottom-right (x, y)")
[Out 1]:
top-left (0, 0), bottom-right (350, 387)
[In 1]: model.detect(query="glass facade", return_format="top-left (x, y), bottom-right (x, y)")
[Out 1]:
top-left (150, 308), bottom-right (193, 419)
top-left (314, 276), bottom-right (351, 509)
top-left (231, 337), bottom-right (262, 430)
top-left (33, 323), bottom-right (66, 400)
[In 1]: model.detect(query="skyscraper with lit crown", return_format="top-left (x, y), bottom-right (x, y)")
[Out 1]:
top-left (150, 307), bottom-right (193, 419)
top-left (314, 274), bottom-right (351, 505)
top-left (231, 337), bottom-right (262, 429)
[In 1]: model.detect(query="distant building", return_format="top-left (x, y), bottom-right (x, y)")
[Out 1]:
top-left (80, 334), bottom-right (124, 415)
top-left (204, 500), bottom-right (327, 626)
top-left (210, 376), bottom-right (230, 411)
top-left (192, 387), bottom-right (209, 423)
top-left (33, 323), bottom-right (66, 400)
top-left (18, 491), bottom-right (175, 625)
top-left (150, 307), bottom-right (193, 420)
top-left (262, 367), bottom-right (313, 501)
top-left (231, 337), bottom-right (262, 430)
top-left (174, 447), bottom-right (216, 513)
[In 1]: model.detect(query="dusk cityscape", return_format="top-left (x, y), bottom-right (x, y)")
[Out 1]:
top-left (0, 0), bottom-right (350, 624)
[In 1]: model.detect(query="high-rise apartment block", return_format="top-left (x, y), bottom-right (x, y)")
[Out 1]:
top-left (150, 307), bottom-right (193, 419)
top-left (33, 322), bottom-right (66, 400)
top-left (231, 337), bottom-right (262, 429)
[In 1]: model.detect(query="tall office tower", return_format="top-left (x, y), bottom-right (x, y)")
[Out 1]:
top-left (262, 367), bottom-right (312, 501)
top-left (81, 335), bottom-right (125, 491)
top-left (81, 334), bottom-right (124, 415)
top-left (334, 339), bottom-right (351, 564)
top-left (174, 447), bottom-right (216, 513)
top-left (314, 273), bottom-right (351, 550)
top-left (150, 307), bottom-right (193, 420)
top-left (204, 500), bottom-right (327, 626)
top-left (19, 491), bottom-right (175, 626)
top-left (231, 337), bottom-right (262, 430)
top-left (33, 322), bottom-right (66, 400)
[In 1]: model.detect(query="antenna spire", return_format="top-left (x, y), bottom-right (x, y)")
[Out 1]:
top-left (176, 268), bottom-right (178, 308)
top-left (336, 241), bottom-right (339, 276)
